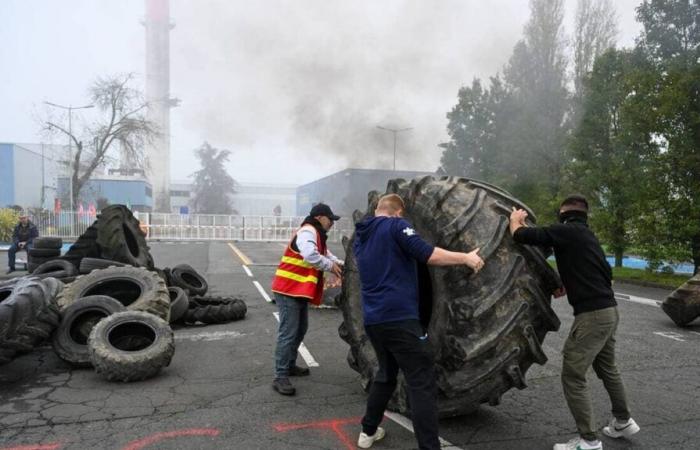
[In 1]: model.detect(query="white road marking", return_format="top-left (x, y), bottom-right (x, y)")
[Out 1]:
top-left (653, 331), bottom-right (686, 342)
top-left (689, 331), bottom-right (700, 337)
top-left (175, 330), bottom-right (245, 341)
top-left (383, 411), bottom-right (463, 450)
top-left (614, 292), bottom-right (662, 308)
top-left (242, 265), bottom-right (253, 277)
top-left (253, 280), bottom-right (273, 303)
top-left (273, 312), bottom-right (320, 368)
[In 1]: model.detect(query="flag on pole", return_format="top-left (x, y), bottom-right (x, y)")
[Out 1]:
top-left (88, 203), bottom-right (97, 217)
top-left (78, 203), bottom-right (84, 216)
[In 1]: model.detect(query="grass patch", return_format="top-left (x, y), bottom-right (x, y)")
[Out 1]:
top-left (548, 260), bottom-right (691, 289)
top-left (611, 267), bottom-right (690, 289)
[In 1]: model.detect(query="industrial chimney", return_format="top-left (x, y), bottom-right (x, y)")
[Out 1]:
top-left (144, 0), bottom-right (175, 212)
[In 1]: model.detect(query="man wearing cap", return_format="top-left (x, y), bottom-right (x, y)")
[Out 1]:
top-left (510, 195), bottom-right (639, 450)
top-left (7, 214), bottom-right (39, 274)
top-left (270, 203), bottom-right (344, 395)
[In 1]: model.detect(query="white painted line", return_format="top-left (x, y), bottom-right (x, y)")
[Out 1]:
top-left (383, 411), bottom-right (463, 450)
top-left (253, 280), bottom-right (273, 303)
top-left (653, 331), bottom-right (686, 342)
top-left (242, 265), bottom-right (253, 277)
top-left (273, 312), bottom-right (320, 368)
top-left (689, 331), bottom-right (700, 337)
top-left (175, 330), bottom-right (245, 341)
top-left (614, 292), bottom-right (662, 308)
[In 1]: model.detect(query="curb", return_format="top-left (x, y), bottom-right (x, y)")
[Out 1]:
top-left (614, 278), bottom-right (680, 291)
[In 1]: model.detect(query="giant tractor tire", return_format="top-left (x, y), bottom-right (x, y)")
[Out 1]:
top-left (661, 274), bottom-right (700, 326)
top-left (337, 176), bottom-right (562, 417)
top-left (94, 205), bottom-right (154, 268)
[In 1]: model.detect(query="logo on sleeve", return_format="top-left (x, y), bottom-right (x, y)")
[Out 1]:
top-left (402, 227), bottom-right (416, 236)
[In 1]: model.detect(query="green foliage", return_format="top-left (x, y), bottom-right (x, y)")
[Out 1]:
top-left (0, 208), bottom-right (20, 242)
top-left (612, 266), bottom-right (690, 290)
top-left (191, 142), bottom-right (236, 214)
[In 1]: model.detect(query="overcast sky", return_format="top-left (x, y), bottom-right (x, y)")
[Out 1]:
top-left (0, 0), bottom-right (643, 186)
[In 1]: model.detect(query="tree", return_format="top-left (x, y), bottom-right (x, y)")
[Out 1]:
top-left (191, 142), bottom-right (236, 214)
top-left (567, 49), bottom-right (655, 266)
top-left (572, 0), bottom-right (619, 107)
top-left (45, 74), bottom-right (157, 211)
top-left (502, 0), bottom-right (570, 217)
top-left (633, 0), bottom-right (700, 274)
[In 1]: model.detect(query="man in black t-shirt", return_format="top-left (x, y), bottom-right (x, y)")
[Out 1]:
top-left (510, 195), bottom-right (639, 450)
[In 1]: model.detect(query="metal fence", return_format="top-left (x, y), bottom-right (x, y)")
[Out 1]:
top-left (30, 211), bottom-right (353, 243)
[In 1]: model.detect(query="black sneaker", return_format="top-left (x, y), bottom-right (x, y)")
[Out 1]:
top-left (5, 268), bottom-right (14, 274)
top-left (288, 366), bottom-right (310, 377)
top-left (272, 378), bottom-right (296, 396)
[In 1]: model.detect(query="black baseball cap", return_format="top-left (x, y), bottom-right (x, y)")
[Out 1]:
top-left (309, 203), bottom-right (340, 221)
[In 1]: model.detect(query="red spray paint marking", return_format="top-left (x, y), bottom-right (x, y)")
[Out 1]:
top-left (121, 428), bottom-right (220, 450)
top-left (273, 416), bottom-right (361, 450)
top-left (0, 445), bottom-right (61, 450)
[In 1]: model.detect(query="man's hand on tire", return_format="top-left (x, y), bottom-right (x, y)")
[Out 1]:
top-left (464, 248), bottom-right (484, 273)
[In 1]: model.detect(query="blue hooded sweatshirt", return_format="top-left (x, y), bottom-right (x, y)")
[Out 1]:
top-left (353, 216), bottom-right (434, 326)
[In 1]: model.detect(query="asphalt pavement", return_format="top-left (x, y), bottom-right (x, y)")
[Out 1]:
top-left (1, 241), bottom-right (698, 450)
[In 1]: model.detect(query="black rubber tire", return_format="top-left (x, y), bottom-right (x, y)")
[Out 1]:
top-left (28, 247), bottom-right (61, 258)
top-left (0, 277), bottom-right (61, 364)
top-left (52, 295), bottom-right (127, 367)
top-left (87, 310), bottom-right (175, 382)
top-left (32, 259), bottom-right (78, 279)
top-left (662, 275), bottom-right (700, 326)
top-left (169, 264), bottom-right (208, 296)
top-left (337, 175), bottom-right (562, 417)
top-left (79, 257), bottom-right (128, 274)
top-left (182, 296), bottom-right (247, 324)
top-left (62, 225), bottom-right (100, 269)
top-left (94, 205), bottom-right (153, 268)
top-left (168, 287), bottom-right (189, 323)
top-left (33, 237), bottom-right (63, 249)
top-left (56, 266), bottom-right (170, 321)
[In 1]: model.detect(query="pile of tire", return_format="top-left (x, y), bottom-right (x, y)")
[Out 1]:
top-left (27, 237), bottom-right (64, 273)
top-left (61, 205), bottom-right (155, 270)
top-left (662, 273), bottom-right (700, 326)
top-left (337, 176), bottom-right (562, 418)
top-left (0, 277), bottom-right (62, 366)
top-left (161, 264), bottom-right (247, 325)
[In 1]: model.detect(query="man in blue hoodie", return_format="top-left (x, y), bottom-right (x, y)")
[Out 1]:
top-left (353, 193), bottom-right (484, 450)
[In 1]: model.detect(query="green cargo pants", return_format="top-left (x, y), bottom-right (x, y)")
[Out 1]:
top-left (561, 306), bottom-right (631, 441)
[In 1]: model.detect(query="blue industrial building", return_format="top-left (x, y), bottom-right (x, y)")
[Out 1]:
top-left (0, 142), bottom-right (62, 209)
top-left (57, 176), bottom-right (153, 212)
top-left (296, 168), bottom-right (434, 216)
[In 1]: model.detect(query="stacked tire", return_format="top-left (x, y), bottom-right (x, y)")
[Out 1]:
top-left (0, 277), bottom-right (62, 366)
top-left (28, 237), bottom-right (63, 273)
top-left (337, 176), bottom-right (562, 417)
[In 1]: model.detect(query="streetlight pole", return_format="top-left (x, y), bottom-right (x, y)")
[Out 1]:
top-left (44, 101), bottom-right (94, 213)
top-left (376, 125), bottom-right (413, 171)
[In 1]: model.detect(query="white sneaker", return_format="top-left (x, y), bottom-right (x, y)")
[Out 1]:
top-left (357, 427), bottom-right (385, 449)
top-left (553, 437), bottom-right (602, 450)
top-left (602, 417), bottom-right (640, 438)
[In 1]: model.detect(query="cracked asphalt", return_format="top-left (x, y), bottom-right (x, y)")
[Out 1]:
top-left (1, 241), bottom-right (698, 450)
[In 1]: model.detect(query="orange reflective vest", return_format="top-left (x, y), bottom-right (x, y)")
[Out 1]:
top-left (271, 225), bottom-right (327, 305)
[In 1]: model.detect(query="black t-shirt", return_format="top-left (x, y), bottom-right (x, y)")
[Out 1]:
top-left (513, 218), bottom-right (616, 315)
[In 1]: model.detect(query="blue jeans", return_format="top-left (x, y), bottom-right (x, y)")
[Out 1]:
top-left (274, 293), bottom-right (309, 378)
top-left (7, 242), bottom-right (31, 270)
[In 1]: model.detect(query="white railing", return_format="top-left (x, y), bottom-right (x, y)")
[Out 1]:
top-left (29, 211), bottom-right (353, 243)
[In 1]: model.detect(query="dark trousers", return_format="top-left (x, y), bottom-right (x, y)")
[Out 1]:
top-left (7, 242), bottom-right (29, 270)
top-left (362, 319), bottom-right (440, 450)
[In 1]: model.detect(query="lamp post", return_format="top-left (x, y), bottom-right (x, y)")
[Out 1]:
top-left (44, 101), bottom-right (94, 213)
top-left (376, 125), bottom-right (413, 171)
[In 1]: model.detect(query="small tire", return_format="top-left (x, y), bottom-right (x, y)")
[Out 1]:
top-left (33, 237), bottom-right (63, 249)
top-left (88, 311), bottom-right (175, 382)
top-left (183, 296), bottom-right (247, 324)
top-left (168, 287), bottom-right (189, 323)
top-left (169, 264), bottom-right (208, 296)
top-left (52, 295), bottom-right (127, 367)
top-left (79, 257), bottom-right (128, 274)
top-left (28, 248), bottom-right (61, 258)
top-left (32, 259), bottom-right (78, 279)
